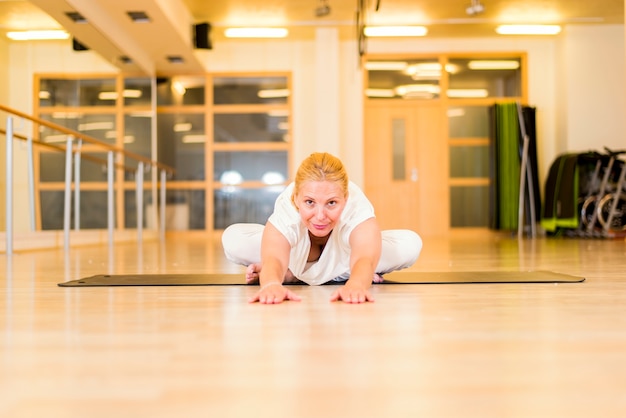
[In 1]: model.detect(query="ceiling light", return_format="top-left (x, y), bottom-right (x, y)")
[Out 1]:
top-left (496, 25), bottom-right (562, 35)
top-left (119, 56), bottom-right (133, 64)
top-left (167, 56), bottom-right (185, 64)
top-left (365, 89), bottom-right (395, 98)
top-left (127, 11), bottom-right (150, 23)
top-left (258, 89), bottom-right (290, 99)
top-left (468, 60), bottom-right (520, 70)
top-left (174, 123), bottom-right (192, 132)
top-left (315, 0), bottom-right (331, 17)
top-left (447, 89), bottom-right (489, 98)
top-left (404, 63), bottom-right (460, 79)
top-left (466, 0), bottom-right (485, 16)
top-left (395, 84), bottom-right (440, 98)
top-left (182, 135), bottom-right (207, 144)
top-left (364, 26), bottom-right (428, 37)
top-left (172, 81), bottom-right (186, 95)
top-left (98, 92), bottom-right (118, 101)
top-left (51, 112), bottom-right (81, 119)
top-left (7, 30), bottom-right (69, 41)
top-left (224, 28), bottom-right (288, 38)
top-left (65, 11), bottom-right (87, 23)
top-left (365, 61), bottom-right (408, 71)
top-left (78, 122), bottom-right (114, 131)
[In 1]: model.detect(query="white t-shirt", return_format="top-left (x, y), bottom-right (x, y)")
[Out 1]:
top-left (267, 181), bottom-right (375, 285)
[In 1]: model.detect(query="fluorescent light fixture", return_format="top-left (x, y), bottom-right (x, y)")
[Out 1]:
top-left (395, 84), bottom-right (440, 98)
top-left (98, 90), bottom-right (142, 100)
top-left (364, 26), bottom-right (428, 37)
top-left (496, 25), bottom-right (561, 35)
top-left (7, 30), bottom-right (69, 41)
top-left (173, 123), bottom-right (192, 132)
top-left (122, 89), bottom-right (142, 98)
top-left (105, 130), bottom-right (134, 143)
top-left (405, 63), bottom-right (460, 79)
top-left (78, 122), bottom-right (114, 131)
top-left (98, 92), bottom-right (118, 100)
top-left (182, 134), bottom-right (206, 144)
top-left (468, 60), bottom-right (520, 70)
top-left (258, 89), bottom-right (290, 99)
top-left (365, 61), bottom-right (408, 71)
top-left (44, 134), bottom-right (70, 143)
top-left (51, 112), bottom-right (81, 119)
top-left (365, 88), bottom-right (395, 98)
top-left (129, 111), bottom-right (153, 118)
top-left (447, 89), bottom-right (489, 98)
top-left (225, 28), bottom-right (288, 38)
top-left (39, 91), bottom-right (51, 100)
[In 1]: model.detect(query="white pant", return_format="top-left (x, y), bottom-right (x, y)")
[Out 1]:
top-left (221, 223), bottom-right (422, 278)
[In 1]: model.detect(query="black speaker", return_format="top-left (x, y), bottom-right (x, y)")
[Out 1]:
top-left (193, 22), bottom-right (212, 49)
top-left (72, 38), bottom-right (89, 51)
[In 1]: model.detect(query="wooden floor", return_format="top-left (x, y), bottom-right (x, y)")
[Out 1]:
top-left (1, 231), bottom-right (626, 417)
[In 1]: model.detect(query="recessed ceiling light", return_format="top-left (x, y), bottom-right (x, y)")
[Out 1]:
top-left (364, 26), bottom-right (428, 37)
top-left (496, 25), bottom-right (561, 35)
top-left (65, 11), bottom-right (87, 23)
top-left (127, 11), bottom-right (150, 23)
top-left (167, 56), bottom-right (184, 64)
top-left (257, 89), bottom-right (290, 99)
top-left (468, 60), bottom-right (520, 70)
top-left (224, 28), bottom-right (288, 38)
top-left (365, 61), bottom-right (409, 71)
top-left (6, 30), bottom-right (69, 41)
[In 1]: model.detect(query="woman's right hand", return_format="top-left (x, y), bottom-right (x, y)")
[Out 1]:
top-left (249, 282), bottom-right (302, 304)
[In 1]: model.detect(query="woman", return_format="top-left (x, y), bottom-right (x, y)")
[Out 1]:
top-left (222, 152), bottom-right (422, 304)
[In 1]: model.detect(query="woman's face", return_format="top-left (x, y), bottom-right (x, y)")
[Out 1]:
top-left (294, 180), bottom-right (347, 238)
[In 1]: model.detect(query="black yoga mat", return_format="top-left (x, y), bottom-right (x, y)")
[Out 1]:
top-left (58, 270), bottom-right (585, 287)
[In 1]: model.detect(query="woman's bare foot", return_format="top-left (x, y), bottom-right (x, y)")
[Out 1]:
top-left (245, 264), bottom-right (261, 284)
top-left (283, 269), bottom-right (302, 284)
top-left (245, 264), bottom-right (301, 285)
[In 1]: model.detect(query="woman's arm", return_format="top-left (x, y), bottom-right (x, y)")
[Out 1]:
top-left (249, 222), bottom-right (301, 304)
top-left (330, 217), bottom-right (382, 303)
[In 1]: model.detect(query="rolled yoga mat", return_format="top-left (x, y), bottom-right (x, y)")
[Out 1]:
top-left (58, 270), bottom-right (585, 287)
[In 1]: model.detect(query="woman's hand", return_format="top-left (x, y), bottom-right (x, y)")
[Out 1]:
top-left (330, 281), bottom-right (375, 304)
top-left (249, 282), bottom-right (302, 304)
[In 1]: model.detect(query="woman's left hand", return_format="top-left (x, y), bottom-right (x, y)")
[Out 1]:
top-left (330, 282), bottom-right (374, 304)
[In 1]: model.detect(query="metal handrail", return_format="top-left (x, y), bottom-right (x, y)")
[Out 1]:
top-left (0, 128), bottom-right (132, 172)
top-left (0, 103), bottom-right (174, 175)
top-left (2, 103), bottom-right (175, 254)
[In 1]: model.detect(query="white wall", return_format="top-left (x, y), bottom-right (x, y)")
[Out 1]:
top-left (559, 25), bottom-right (626, 154)
top-left (4, 25), bottom-right (625, 231)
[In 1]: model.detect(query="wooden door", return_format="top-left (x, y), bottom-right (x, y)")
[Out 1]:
top-left (364, 101), bottom-right (449, 237)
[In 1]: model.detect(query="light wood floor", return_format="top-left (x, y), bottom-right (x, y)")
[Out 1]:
top-left (1, 231), bottom-right (626, 418)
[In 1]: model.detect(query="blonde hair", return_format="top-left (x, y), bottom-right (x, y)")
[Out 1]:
top-left (292, 152), bottom-right (349, 205)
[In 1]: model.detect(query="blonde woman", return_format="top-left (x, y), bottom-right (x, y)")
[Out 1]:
top-left (222, 152), bottom-right (422, 304)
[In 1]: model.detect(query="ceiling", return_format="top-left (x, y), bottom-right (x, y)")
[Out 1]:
top-left (0, 0), bottom-right (623, 75)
